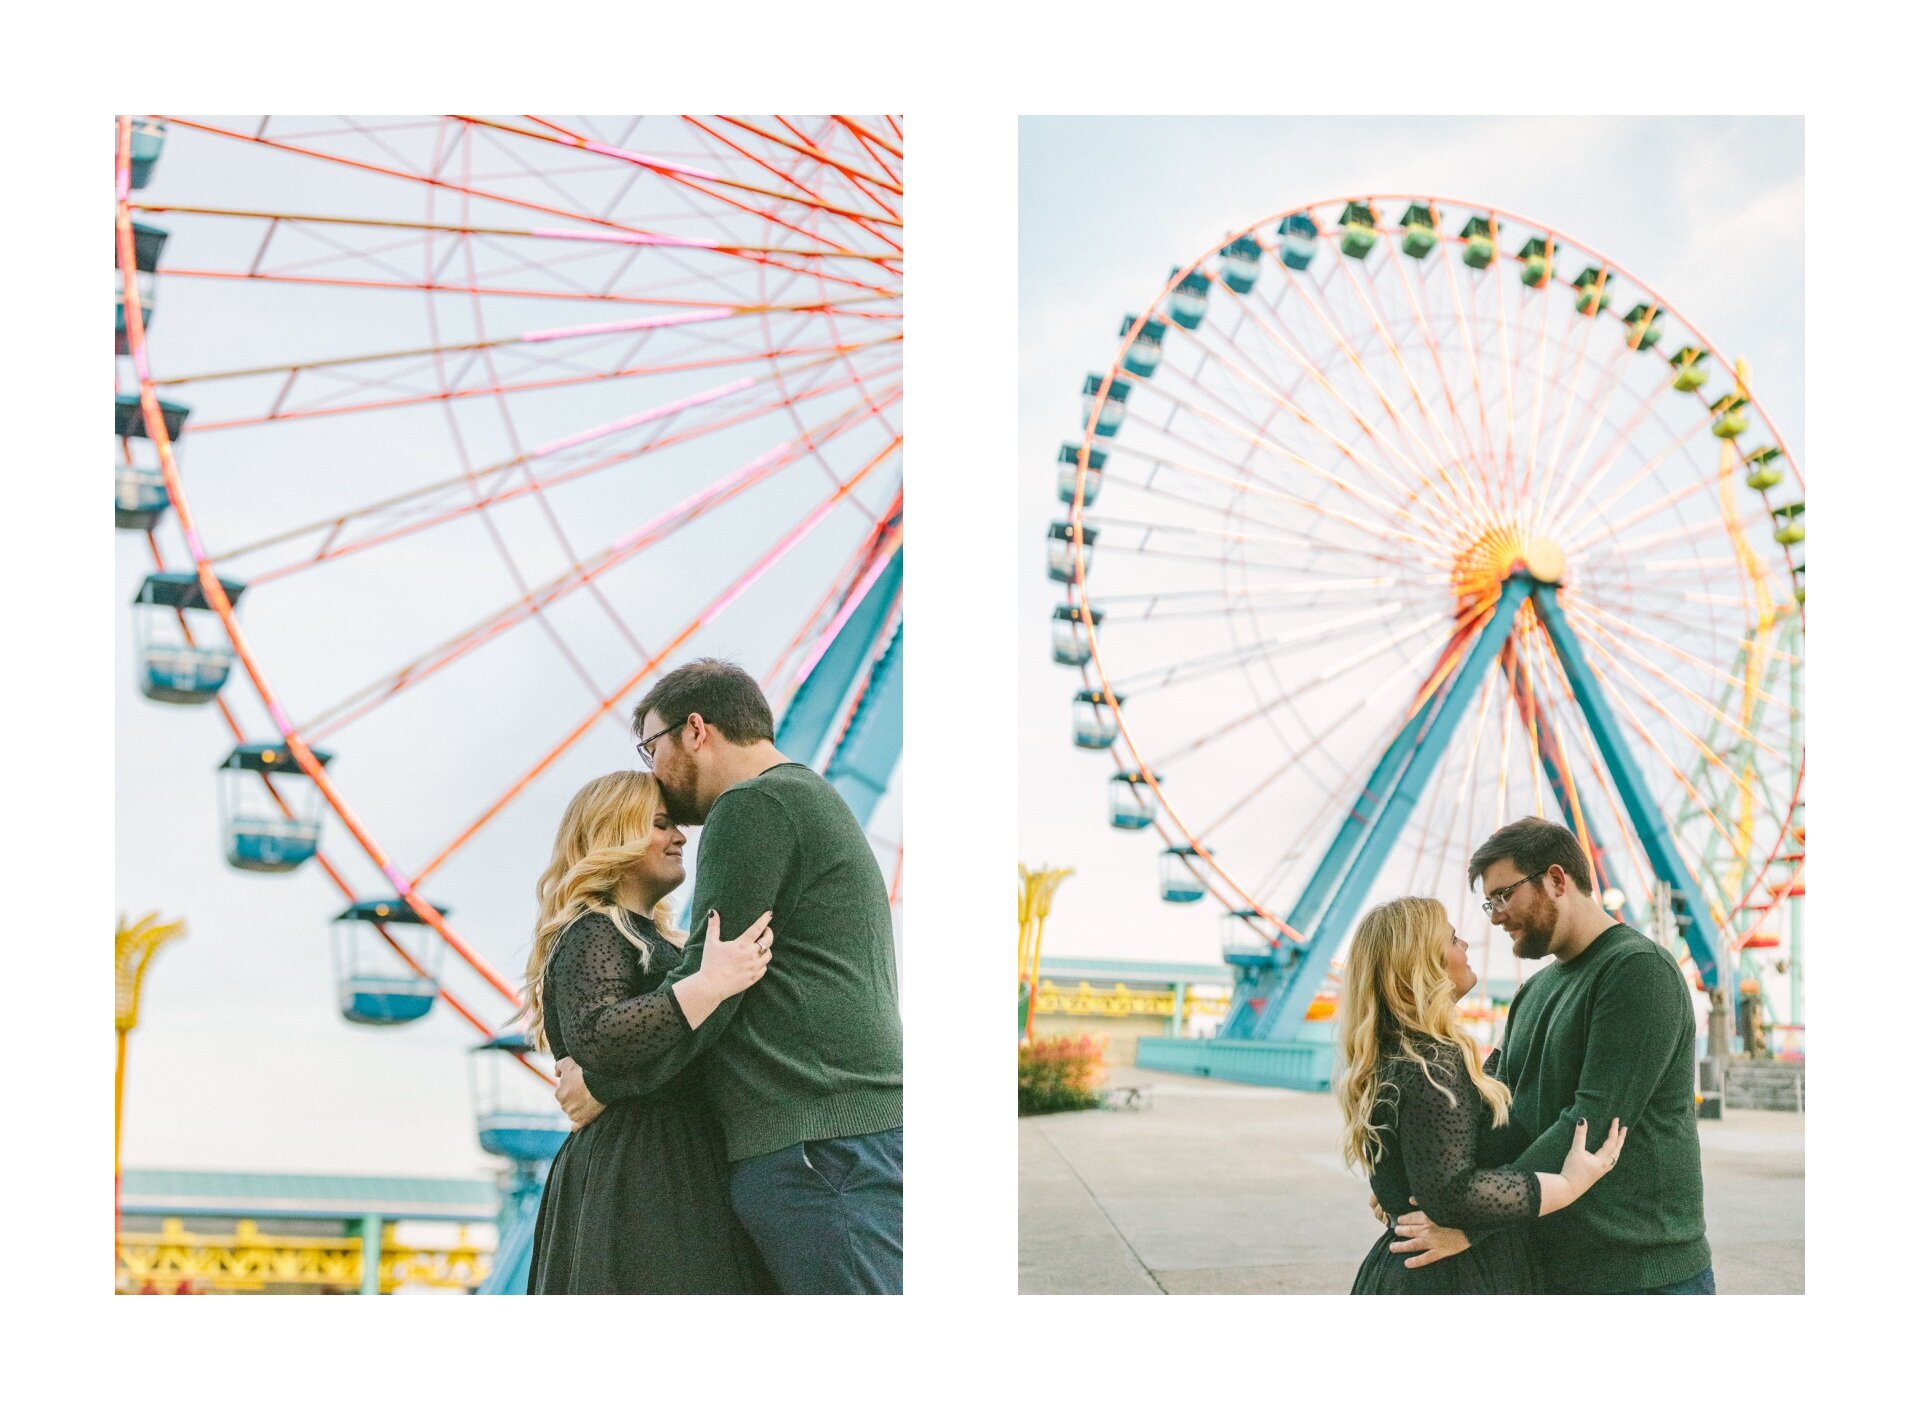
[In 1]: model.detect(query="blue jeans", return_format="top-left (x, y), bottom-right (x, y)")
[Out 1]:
top-left (729, 1127), bottom-right (903, 1294)
top-left (1630, 1265), bottom-right (1716, 1295)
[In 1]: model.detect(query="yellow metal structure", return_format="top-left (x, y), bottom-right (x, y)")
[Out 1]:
top-left (115, 912), bottom-right (185, 1229)
top-left (1018, 865), bottom-right (1074, 1041)
top-left (117, 1218), bottom-right (491, 1294)
top-left (1033, 979), bottom-right (1230, 1022)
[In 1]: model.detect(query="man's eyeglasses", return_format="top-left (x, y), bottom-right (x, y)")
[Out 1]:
top-left (635, 717), bottom-right (689, 769)
top-left (1481, 869), bottom-right (1549, 916)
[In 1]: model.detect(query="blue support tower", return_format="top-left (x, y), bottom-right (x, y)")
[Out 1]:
top-left (1254, 577), bottom-right (1531, 1041)
top-left (1530, 584), bottom-right (1722, 986)
top-left (1149, 569), bottom-right (1721, 1089)
top-left (822, 623), bottom-right (903, 826)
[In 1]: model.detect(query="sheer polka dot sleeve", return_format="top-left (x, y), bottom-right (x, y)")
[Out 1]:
top-left (548, 913), bottom-right (691, 1076)
top-left (1392, 1043), bottom-right (1542, 1230)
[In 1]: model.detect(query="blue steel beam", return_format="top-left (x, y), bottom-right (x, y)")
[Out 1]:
top-left (823, 621), bottom-right (903, 826)
top-left (774, 547), bottom-right (904, 767)
top-left (1503, 643), bottom-right (1619, 894)
top-left (1530, 583), bottom-right (1723, 986)
top-left (1255, 576), bottom-right (1532, 1042)
top-left (1217, 676), bottom-right (1447, 1039)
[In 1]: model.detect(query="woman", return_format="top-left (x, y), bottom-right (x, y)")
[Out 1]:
top-left (1336, 896), bottom-right (1626, 1294)
top-left (523, 770), bottom-right (775, 1294)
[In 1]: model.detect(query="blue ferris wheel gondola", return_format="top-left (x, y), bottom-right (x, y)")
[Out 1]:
top-left (471, 1032), bottom-right (570, 1165)
top-left (1277, 213), bottom-right (1320, 270)
top-left (1165, 269), bottom-right (1209, 330)
top-left (217, 742), bottom-right (333, 873)
top-left (1055, 442), bottom-right (1107, 507)
top-left (1216, 236), bottom-right (1262, 295)
top-left (1159, 846), bottom-right (1206, 903)
top-left (115, 392), bottom-right (189, 531)
top-left (332, 898), bottom-right (449, 1026)
top-left (1072, 688), bottom-right (1122, 750)
top-left (114, 221), bottom-right (169, 354)
top-left (126, 117), bottom-right (168, 189)
top-left (1118, 315), bottom-right (1166, 378)
top-left (1221, 910), bottom-right (1280, 966)
top-left (1081, 374), bottom-right (1129, 439)
top-left (1045, 520), bottom-right (1096, 585)
top-left (1050, 603), bottom-right (1102, 666)
top-left (1108, 770), bottom-right (1159, 830)
top-left (132, 571), bottom-right (243, 704)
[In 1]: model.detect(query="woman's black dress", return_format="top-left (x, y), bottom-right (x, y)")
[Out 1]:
top-left (527, 911), bottom-right (770, 1294)
top-left (1350, 1039), bottom-right (1544, 1294)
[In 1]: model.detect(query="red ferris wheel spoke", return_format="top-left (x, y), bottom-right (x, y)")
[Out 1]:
top-left (454, 114), bottom-right (903, 237)
top-left (131, 201), bottom-right (894, 270)
top-left (1370, 239), bottom-right (1506, 524)
top-left (1561, 597), bottom-right (1790, 727)
top-left (1284, 244), bottom-right (1485, 517)
top-left (687, 116), bottom-right (902, 236)
top-left (1211, 276), bottom-right (1466, 524)
top-left (1117, 379), bottom-right (1457, 560)
top-left (214, 366), bottom-right (899, 580)
top-left (177, 334), bottom-right (899, 433)
top-left (1324, 247), bottom-right (1492, 524)
top-left (1106, 601), bottom-right (1420, 697)
top-left (406, 436), bottom-right (897, 887)
top-left (1146, 604), bottom-right (1460, 771)
top-left (293, 394), bottom-right (901, 741)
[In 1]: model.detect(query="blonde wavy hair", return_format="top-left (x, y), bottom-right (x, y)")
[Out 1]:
top-left (519, 771), bottom-right (684, 1050)
top-left (1334, 896), bottom-right (1512, 1173)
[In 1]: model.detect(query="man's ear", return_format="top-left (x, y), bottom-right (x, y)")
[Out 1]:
top-left (684, 712), bottom-right (707, 749)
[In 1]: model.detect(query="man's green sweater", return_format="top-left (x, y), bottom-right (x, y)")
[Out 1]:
top-left (1482, 923), bottom-right (1711, 1293)
top-left (581, 763), bottom-right (903, 1161)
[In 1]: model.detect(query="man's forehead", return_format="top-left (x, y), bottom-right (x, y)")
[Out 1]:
top-left (1479, 857), bottom-right (1525, 888)
top-left (639, 710), bottom-right (665, 736)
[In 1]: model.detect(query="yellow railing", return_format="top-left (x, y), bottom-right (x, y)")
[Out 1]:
top-left (1032, 980), bottom-right (1230, 1021)
top-left (116, 1218), bottom-right (491, 1294)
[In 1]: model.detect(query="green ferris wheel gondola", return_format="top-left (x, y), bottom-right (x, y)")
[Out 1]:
top-left (1623, 303), bottom-right (1664, 351)
top-left (1711, 393), bottom-right (1750, 439)
top-left (1745, 447), bottom-right (1785, 491)
top-left (1572, 266), bottom-right (1614, 315)
top-left (1669, 345), bottom-right (1711, 392)
top-left (1518, 236), bottom-right (1553, 288)
top-left (1338, 200), bottom-right (1378, 259)
top-left (1398, 203), bottom-right (1438, 260)
top-left (1459, 215), bottom-right (1496, 269)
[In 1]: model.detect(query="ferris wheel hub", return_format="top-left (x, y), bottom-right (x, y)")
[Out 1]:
top-left (1510, 535), bottom-right (1566, 585)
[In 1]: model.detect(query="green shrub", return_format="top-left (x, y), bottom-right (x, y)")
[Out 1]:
top-left (1018, 1033), bottom-right (1107, 1116)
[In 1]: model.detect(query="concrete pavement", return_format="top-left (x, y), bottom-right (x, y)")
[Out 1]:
top-left (1019, 1064), bottom-right (1804, 1294)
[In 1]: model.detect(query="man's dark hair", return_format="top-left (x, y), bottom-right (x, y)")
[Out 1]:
top-left (1468, 816), bottom-right (1594, 895)
top-left (632, 658), bottom-right (775, 746)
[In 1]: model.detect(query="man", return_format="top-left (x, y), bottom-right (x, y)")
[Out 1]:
top-left (553, 658), bottom-right (904, 1294)
top-left (1390, 817), bottom-right (1714, 1294)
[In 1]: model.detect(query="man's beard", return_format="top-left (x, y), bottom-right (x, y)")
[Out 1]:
top-left (1508, 899), bottom-right (1558, 960)
top-left (656, 772), bottom-right (703, 826)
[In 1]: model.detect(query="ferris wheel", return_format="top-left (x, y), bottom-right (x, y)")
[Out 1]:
top-left (115, 116), bottom-right (904, 1065)
top-left (1048, 195), bottom-right (1803, 1048)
